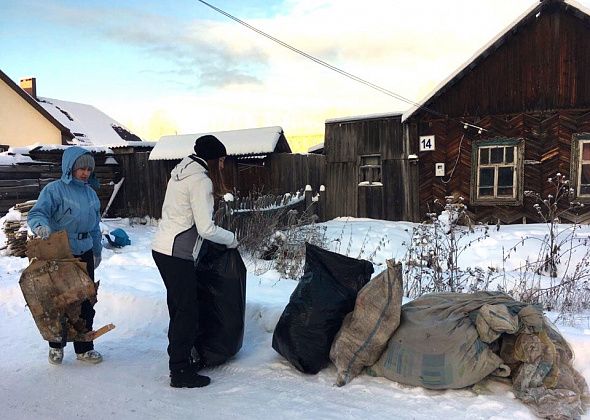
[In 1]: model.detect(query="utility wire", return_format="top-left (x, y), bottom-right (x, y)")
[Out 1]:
top-left (195, 0), bottom-right (446, 118)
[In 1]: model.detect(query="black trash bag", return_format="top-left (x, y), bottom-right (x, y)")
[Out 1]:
top-left (195, 241), bottom-right (247, 367)
top-left (272, 243), bottom-right (374, 374)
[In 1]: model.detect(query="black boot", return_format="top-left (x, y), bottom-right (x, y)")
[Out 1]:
top-left (170, 366), bottom-right (211, 388)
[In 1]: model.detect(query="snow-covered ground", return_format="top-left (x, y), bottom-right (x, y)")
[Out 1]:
top-left (1, 217), bottom-right (589, 420)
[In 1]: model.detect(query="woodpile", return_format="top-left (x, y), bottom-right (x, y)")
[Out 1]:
top-left (2, 200), bottom-right (36, 257)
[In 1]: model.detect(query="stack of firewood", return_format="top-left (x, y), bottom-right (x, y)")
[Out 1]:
top-left (2, 200), bottom-right (36, 257)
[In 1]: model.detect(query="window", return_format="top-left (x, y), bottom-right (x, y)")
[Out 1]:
top-left (359, 154), bottom-right (381, 186)
top-left (571, 134), bottom-right (590, 199)
top-left (472, 139), bottom-right (523, 205)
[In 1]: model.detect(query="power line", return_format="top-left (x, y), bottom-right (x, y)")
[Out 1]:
top-left (194, 0), bottom-right (446, 118)
top-left (195, 0), bottom-right (498, 137)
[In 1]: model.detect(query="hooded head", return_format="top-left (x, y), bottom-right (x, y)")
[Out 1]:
top-left (193, 135), bottom-right (227, 162)
top-left (61, 146), bottom-right (99, 189)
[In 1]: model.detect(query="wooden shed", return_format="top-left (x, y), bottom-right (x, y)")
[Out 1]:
top-left (403, 0), bottom-right (590, 223)
top-left (324, 113), bottom-right (418, 221)
top-left (146, 126), bottom-right (325, 218)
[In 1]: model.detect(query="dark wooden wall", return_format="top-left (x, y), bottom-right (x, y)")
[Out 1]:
top-left (407, 3), bottom-right (590, 224)
top-left (324, 115), bottom-right (418, 221)
top-left (0, 150), bottom-right (120, 215)
top-left (412, 111), bottom-right (590, 223)
top-left (417, 4), bottom-right (590, 118)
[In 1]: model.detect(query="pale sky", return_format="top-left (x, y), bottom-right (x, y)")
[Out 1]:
top-left (2, 0), bottom-right (589, 149)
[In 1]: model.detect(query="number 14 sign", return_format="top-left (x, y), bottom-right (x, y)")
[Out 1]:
top-left (419, 135), bottom-right (435, 151)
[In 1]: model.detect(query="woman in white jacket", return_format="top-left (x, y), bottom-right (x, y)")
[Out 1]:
top-left (152, 135), bottom-right (238, 389)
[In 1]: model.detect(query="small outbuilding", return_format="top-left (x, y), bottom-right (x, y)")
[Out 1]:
top-left (323, 113), bottom-right (417, 221)
top-left (150, 126), bottom-right (324, 195)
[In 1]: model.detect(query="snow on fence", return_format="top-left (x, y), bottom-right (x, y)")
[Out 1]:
top-left (215, 186), bottom-right (326, 243)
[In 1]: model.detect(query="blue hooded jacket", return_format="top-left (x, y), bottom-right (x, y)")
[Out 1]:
top-left (28, 146), bottom-right (102, 257)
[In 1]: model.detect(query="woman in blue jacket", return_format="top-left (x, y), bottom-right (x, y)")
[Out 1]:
top-left (28, 146), bottom-right (103, 365)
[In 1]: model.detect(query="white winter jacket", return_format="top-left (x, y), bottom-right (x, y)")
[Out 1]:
top-left (152, 156), bottom-right (235, 261)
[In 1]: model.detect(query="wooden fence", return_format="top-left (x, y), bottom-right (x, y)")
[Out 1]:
top-left (109, 151), bottom-right (326, 219)
top-left (0, 148), bottom-right (325, 221)
top-left (214, 187), bottom-right (326, 242)
top-left (0, 150), bottom-right (120, 216)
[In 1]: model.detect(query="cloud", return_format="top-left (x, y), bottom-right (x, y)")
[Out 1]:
top-left (12, 0), bottom-right (589, 140)
top-left (14, 0), bottom-right (268, 89)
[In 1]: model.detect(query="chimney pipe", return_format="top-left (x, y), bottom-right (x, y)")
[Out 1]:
top-left (20, 77), bottom-right (37, 100)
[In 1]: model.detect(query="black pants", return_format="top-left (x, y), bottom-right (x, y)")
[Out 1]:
top-left (152, 250), bottom-right (199, 372)
top-left (49, 249), bottom-right (95, 354)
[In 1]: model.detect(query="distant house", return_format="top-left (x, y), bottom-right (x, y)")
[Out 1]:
top-left (0, 70), bottom-right (143, 148)
top-left (402, 0), bottom-right (590, 223)
top-left (0, 70), bottom-right (72, 148)
top-left (323, 112), bottom-right (416, 221)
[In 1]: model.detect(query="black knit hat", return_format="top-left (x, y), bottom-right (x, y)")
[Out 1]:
top-left (193, 135), bottom-right (227, 161)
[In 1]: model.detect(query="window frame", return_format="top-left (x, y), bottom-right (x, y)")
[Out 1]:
top-left (358, 154), bottom-right (382, 186)
top-left (470, 138), bottom-right (524, 206)
top-left (570, 133), bottom-right (590, 202)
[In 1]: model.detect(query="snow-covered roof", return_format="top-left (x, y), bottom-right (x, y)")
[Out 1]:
top-left (8, 144), bottom-right (114, 154)
top-left (149, 126), bottom-right (287, 160)
top-left (106, 141), bottom-right (157, 149)
top-left (38, 97), bottom-right (143, 146)
top-left (308, 142), bottom-right (324, 153)
top-left (0, 152), bottom-right (35, 166)
top-left (402, 0), bottom-right (590, 122)
top-left (326, 112), bottom-right (403, 124)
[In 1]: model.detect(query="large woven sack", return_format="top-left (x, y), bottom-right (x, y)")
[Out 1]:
top-left (503, 317), bottom-right (590, 419)
top-left (272, 243), bottom-right (374, 374)
top-left (330, 260), bottom-right (403, 386)
top-left (19, 231), bottom-right (97, 342)
top-left (369, 291), bottom-right (526, 389)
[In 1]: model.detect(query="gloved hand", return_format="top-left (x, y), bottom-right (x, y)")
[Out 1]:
top-left (34, 225), bottom-right (50, 240)
top-left (227, 237), bottom-right (239, 249)
top-left (94, 254), bottom-right (102, 269)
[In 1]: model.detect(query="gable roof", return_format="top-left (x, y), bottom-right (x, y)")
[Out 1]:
top-left (38, 97), bottom-right (143, 146)
top-left (402, 0), bottom-right (590, 122)
top-left (149, 126), bottom-right (291, 160)
top-left (326, 112), bottom-right (403, 124)
top-left (0, 69), bottom-right (73, 140)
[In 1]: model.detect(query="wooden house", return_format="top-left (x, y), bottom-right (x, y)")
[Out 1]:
top-left (402, 0), bottom-right (590, 223)
top-left (323, 112), bottom-right (418, 221)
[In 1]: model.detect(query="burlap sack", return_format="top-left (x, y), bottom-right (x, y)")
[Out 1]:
top-left (330, 260), bottom-right (403, 386)
top-left (369, 292), bottom-right (523, 389)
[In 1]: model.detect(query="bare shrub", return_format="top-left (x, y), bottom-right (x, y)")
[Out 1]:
top-left (501, 174), bottom-right (590, 315)
top-left (215, 191), bottom-right (328, 280)
top-left (403, 196), bottom-right (491, 298)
